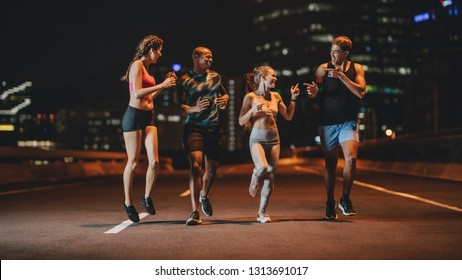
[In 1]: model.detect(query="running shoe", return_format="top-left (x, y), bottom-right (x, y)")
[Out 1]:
top-left (123, 204), bottom-right (140, 223)
top-left (249, 174), bottom-right (263, 197)
top-left (338, 196), bottom-right (356, 216)
top-left (185, 210), bottom-right (202, 226)
top-left (199, 193), bottom-right (213, 217)
top-left (256, 213), bottom-right (272, 223)
top-left (325, 200), bottom-right (338, 220)
top-left (141, 196), bottom-right (156, 215)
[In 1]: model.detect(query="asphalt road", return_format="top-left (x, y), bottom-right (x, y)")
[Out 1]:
top-left (1, 158), bottom-right (461, 260)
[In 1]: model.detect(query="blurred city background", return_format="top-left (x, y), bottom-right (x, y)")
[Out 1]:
top-left (1, 0), bottom-right (461, 167)
top-left (2, 1), bottom-right (462, 263)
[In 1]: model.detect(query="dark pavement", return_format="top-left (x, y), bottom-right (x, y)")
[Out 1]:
top-left (1, 158), bottom-right (461, 260)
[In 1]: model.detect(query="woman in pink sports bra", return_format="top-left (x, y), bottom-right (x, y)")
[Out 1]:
top-left (239, 66), bottom-right (300, 223)
top-left (119, 35), bottom-right (177, 223)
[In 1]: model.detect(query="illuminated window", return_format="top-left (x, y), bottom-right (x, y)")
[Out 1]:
top-left (310, 34), bottom-right (334, 43)
top-left (0, 124), bottom-right (14, 131)
top-left (398, 67), bottom-right (411, 75)
top-left (281, 69), bottom-right (293, 76)
top-left (296, 67), bottom-right (310, 76)
top-left (167, 115), bottom-right (181, 122)
top-left (157, 114), bottom-right (166, 121)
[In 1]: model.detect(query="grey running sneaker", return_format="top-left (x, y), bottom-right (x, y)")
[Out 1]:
top-left (199, 193), bottom-right (213, 217)
top-left (186, 210), bottom-right (202, 226)
top-left (256, 213), bottom-right (272, 223)
top-left (325, 200), bottom-right (338, 220)
top-left (249, 174), bottom-right (263, 197)
top-left (141, 196), bottom-right (156, 215)
top-left (338, 196), bottom-right (356, 216)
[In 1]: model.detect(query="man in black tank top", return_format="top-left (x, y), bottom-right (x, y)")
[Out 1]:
top-left (304, 36), bottom-right (367, 220)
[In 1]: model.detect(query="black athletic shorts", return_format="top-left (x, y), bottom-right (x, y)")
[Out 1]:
top-left (121, 106), bottom-right (155, 132)
top-left (183, 124), bottom-right (224, 161)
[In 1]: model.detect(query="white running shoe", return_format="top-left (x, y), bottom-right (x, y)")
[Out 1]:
top-left (256, 213), bottom-right (272, 223)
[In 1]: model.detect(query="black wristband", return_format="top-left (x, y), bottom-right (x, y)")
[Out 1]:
top-left (291, 99), bottom-right (296, 102)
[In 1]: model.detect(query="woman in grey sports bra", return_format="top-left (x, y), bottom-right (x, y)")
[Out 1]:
top-left (238, 66), bottom-right (299, 223)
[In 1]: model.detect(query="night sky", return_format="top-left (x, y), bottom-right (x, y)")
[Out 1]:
top-left (1, 1), bottom-right (254, 112)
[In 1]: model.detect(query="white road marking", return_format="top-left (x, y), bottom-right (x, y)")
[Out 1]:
top-left (106, 188), bottom-right (192, 234)
top-left (353, 180), bottom-right (462, 212)
top-left (294, 165), bottom-right (462, 213)
top-left (180, 189), bottom-right (191, 197)
top-left (104, 213), bottom-right (149, 234)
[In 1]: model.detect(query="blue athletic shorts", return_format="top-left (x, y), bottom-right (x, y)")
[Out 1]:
top-left (319, 120), bottom-right (359, 152)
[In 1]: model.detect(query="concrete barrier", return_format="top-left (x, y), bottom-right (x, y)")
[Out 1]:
top-left (290, 142), bottom-right (462, 182)
top-left (297, 157), bottom-right (462, 182)
top-left (0, 147), bottom-right (173, 187)
top-left (356, 159), bottom-right (462, 182)
top-left (1, 146), bottom-right (461, 187)
top-left (0, 159), bottom-right (176, 186)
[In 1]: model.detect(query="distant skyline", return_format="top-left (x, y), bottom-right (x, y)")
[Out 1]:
top-left (1, 1), bottom-right (254, 112)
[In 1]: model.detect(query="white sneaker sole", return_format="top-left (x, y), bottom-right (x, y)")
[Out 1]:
top-left (256, 215), bottom-right (271, 223)
top-left (186, 218), bottom-right (203, 226)
top-left (199, 195), bottom-right (213, 217)
top-left (338, 203), bottom-right (356, 216)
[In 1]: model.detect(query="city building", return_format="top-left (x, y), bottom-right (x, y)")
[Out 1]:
top-left (0, 80), bottom-right (55, 149)
top-left (249, 0), bottom-right (429, 146)
top-left (53, 66), bottom-right (185, 152)
top-left (406, 0), bottom-right (462, 133)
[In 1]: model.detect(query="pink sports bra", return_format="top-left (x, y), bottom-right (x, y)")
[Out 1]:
top-left (142, 66), bottom-right (156, 88)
